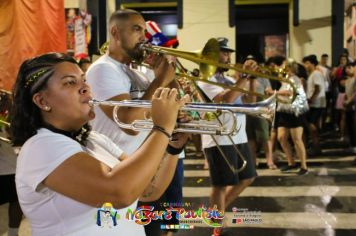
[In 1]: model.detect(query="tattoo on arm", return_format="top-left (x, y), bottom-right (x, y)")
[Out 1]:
top-left (141, 154), bottom-right (167, 198)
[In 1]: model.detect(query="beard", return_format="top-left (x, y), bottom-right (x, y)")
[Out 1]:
top-left (124, 42), bottom-right (144, 63)
top-left (217, 67), bottom-right (229, 73)
top-left (216, 59), bottom-right (230, 73)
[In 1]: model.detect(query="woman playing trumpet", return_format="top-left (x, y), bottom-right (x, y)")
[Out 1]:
top-left (11, 52), bottom-right (188, 235)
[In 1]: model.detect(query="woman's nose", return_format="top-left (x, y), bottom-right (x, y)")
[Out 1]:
top-left (79, 81), bottom-right (91, 95)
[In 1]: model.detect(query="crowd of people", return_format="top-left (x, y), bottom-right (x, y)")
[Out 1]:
top-left (229, 51), bottom-right (356, 178)
top-left (1, 8), bottom-right (356, 236)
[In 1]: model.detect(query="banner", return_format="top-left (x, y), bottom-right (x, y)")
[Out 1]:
top-left (0, 0), bottom-right (66, 90)
top-left (74, 17), bottom-right (87, 59)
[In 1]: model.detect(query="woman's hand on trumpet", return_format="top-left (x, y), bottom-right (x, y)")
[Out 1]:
top-left (151, 88), bottom-right (190, 134)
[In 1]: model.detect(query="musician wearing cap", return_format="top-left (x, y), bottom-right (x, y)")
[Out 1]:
top-left (197, 37), bottom-right (258, 236)
top-left (11, 52), bottom-right (188, 235)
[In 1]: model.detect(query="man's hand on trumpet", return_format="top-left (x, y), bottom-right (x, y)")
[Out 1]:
top-left (233, 58), bottom-right (259, 82)
top-left (243, 59), bottom-right (259, 73)
top-left (167, 112), bottom-right (193, 155)
top-left (145, 52), bottom-right (176, 88)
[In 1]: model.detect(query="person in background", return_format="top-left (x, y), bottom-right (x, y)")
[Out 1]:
top-left (296, 63), bottom-right (308, 90)
top-left (335, 64), bottom-right (349, 142)
top-left (0, 91), bottom-right (23, 236)
top-left (78, 57), bottom-right (92, 73)
top-left (0, 142), bottom-right (23, 236)
top-left (342, 48), bottom-right (354, 63)
top-left (265, 56), bottom-right (285, 162)
top-left (244, 55), bottom-right (275, 169)
top-left (345, 64), bottom-right (356, 166)
top-left (320, 53), bottom-right (331, 70)
top-left (303, 54), bottom-right (326, 155)
top-left (11, 52), bottom-right (188, 235)
top-left (318, 54), bottom-right (331, 130)
top-left (331, 54), bottom-right (349, 132)
top-left (343, 63), bottom-right (356, 150)
top-left (276, 59), bottom-right (309, 175)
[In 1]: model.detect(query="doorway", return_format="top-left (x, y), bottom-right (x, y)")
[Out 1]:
top-left (235, 4), bottom-right (289, 63)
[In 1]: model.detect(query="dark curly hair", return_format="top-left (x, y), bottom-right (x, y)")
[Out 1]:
top-left (10, 52), bottom-right (91, 146)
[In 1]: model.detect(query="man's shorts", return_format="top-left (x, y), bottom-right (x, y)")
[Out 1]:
top-left (204, 143), bottom-right (257, 186)
top-left (0, 174), bottom-right (18, 204)
top-left (307, 107), bottom-right (324, 124)
top-left (246, 116), bottom-right (270, 142)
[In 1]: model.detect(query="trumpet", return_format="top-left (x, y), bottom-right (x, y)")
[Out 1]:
top-left (89, 94), bottom-right (276, 135)
top-left (139, 39), bottom-right (297, 103)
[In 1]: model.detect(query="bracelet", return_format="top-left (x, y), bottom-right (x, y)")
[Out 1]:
top-left (152, 125), bottom-right (172, 140)
top-left (166, 144), bottom-right (184, 155)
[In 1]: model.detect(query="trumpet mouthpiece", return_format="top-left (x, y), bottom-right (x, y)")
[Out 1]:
top-left (88, 99), bottom-right (99, 107)
top-left (138, 43), bottom-right (147, 51)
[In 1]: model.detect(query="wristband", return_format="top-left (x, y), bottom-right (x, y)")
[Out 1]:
top-left (166, 144), bottom-right (184, 155)
top-left (152, 125), bottom-right (172, 140)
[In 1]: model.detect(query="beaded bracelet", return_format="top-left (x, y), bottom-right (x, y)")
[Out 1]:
top-left (152, 125), bottom-right (172, 140)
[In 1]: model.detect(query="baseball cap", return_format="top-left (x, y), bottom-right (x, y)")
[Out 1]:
top-left (216, 37), bottom-right (235, 52)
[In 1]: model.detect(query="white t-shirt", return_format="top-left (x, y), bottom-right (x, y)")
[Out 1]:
top-left (86, 54), bottom-right (150, 155)
top-left (197, 75), bottom-right (247, 149)
top-left (306, 70), bottom-right (326, 108)
top-left (317, 65), bottom-right (331, 92)
top-left (255, 78), bottom-right (271, 101)
top-left (16, 128), bottom-right (144, 236)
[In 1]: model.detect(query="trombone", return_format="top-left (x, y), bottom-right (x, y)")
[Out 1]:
top-left (98, 40), bottom-right (277, 173)
top-left (139, 38), bottom-right (297, 103)
top-left (89, 94), bottom-right (276, 135)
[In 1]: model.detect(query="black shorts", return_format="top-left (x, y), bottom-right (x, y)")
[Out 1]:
top-left (307, 107), bottom-right (324, 124)
top-left (204, 143), bottom-right (257, 186)
top-left (246, 116), bottom-right (270, 142)
top-left (275, 112), bottom-right (304, 128)
top-left (0, 174), bottom-right (18, 204)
